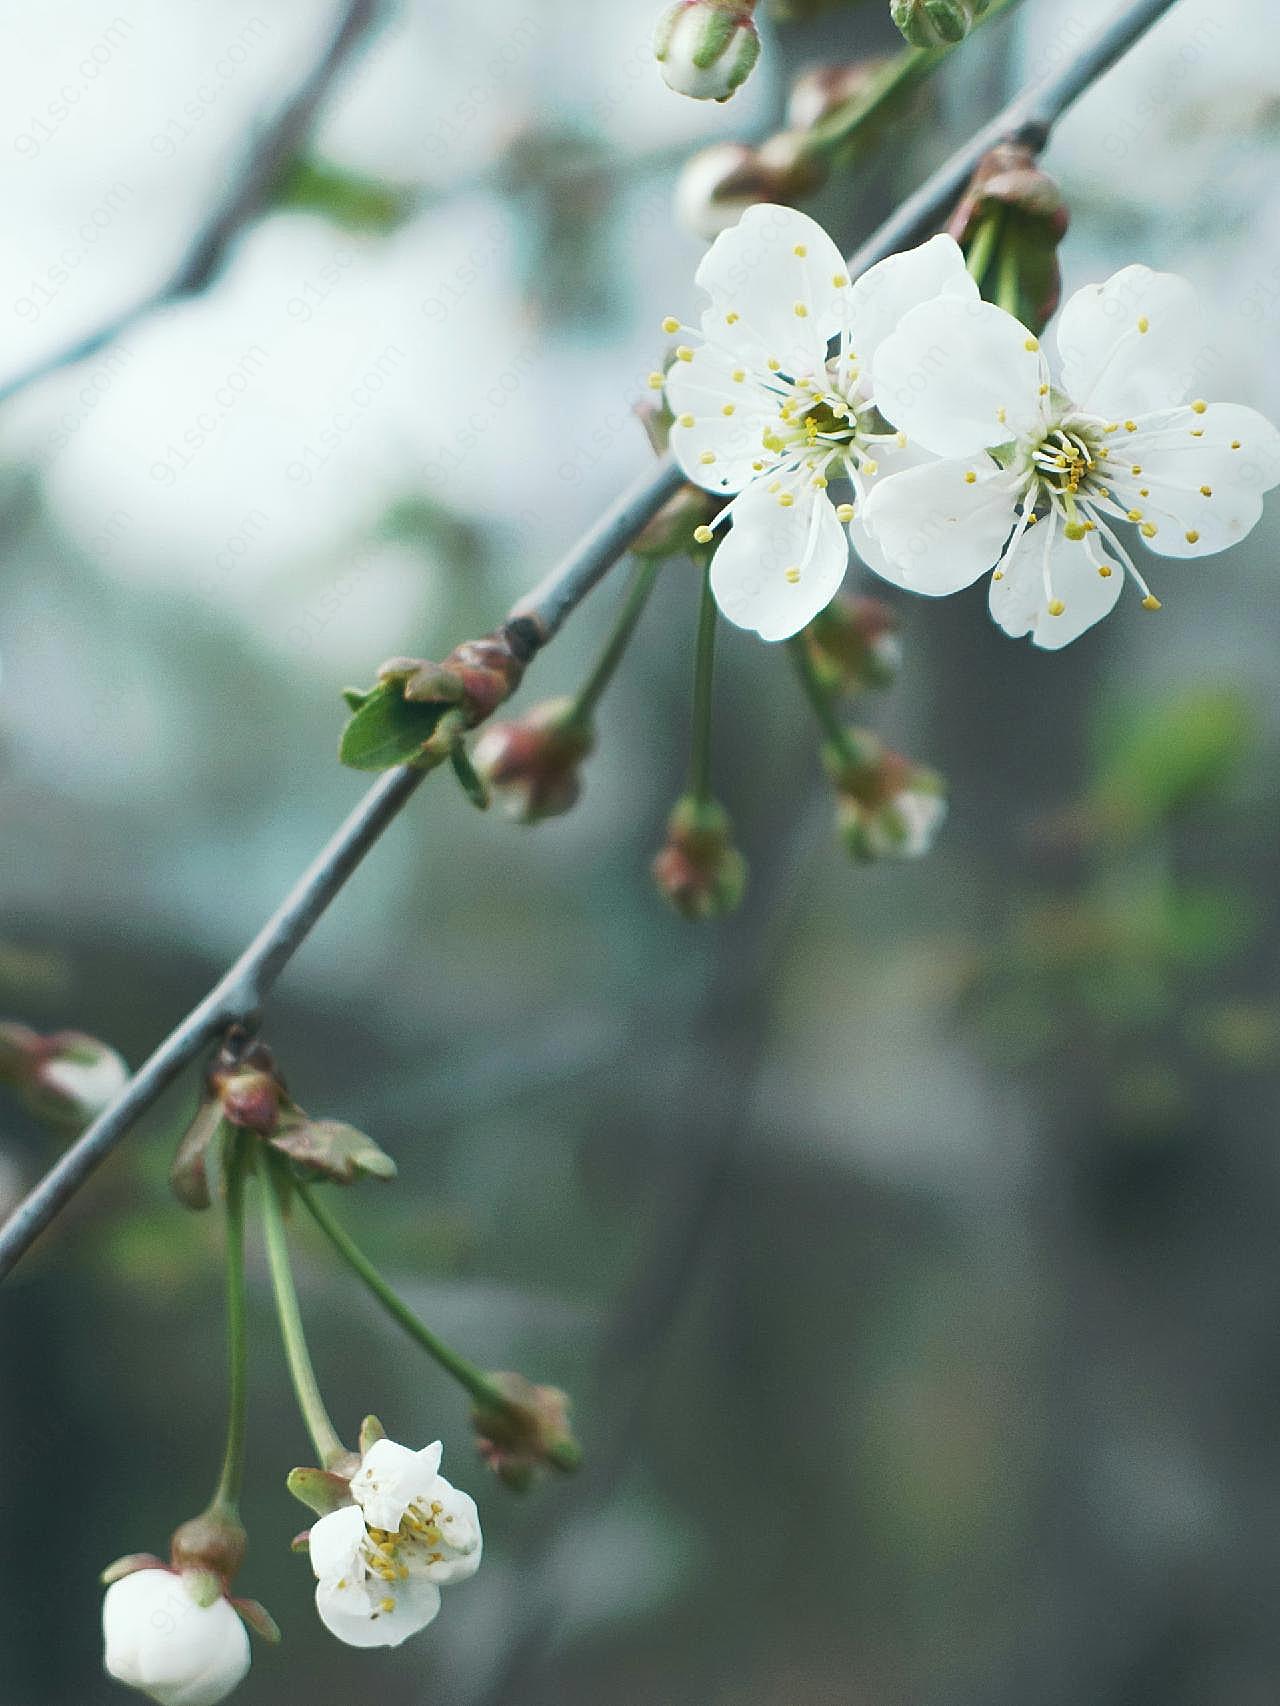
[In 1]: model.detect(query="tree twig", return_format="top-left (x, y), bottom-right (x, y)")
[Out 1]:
top-left (0, 0), bottom-right (1181, 1283)
top-left (0, 0), bottom-right (386, 408)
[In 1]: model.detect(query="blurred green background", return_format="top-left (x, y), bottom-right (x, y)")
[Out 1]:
top-left (3, 1), bottom-right (1280, 1702)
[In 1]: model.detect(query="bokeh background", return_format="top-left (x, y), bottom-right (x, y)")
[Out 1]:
top-left (3, 1), bottom-right (1280, 1702)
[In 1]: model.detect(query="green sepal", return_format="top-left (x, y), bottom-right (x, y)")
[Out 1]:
top-left (692, 8), bottom-right (737, 66)
top-left (233, 1598), bottom-right (282, 1644)
top-left (338, 680), bottom-right (449, 771)
top-left (341, 686), bottom-right (375, 713)
top-left (359, 1414), bottom-right (386, 1455)
top-left (181, 1568), bottom-right (222, 1609)
top-left (286, 1466), bottom-right (354, 1517)
top-left (450, 741), bottom-right (490, 810)
top-left (101, 1552), bottom-right (164, 1585)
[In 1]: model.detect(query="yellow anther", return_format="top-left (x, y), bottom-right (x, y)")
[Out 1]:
top-left (1139, 487), bottom-right (1149, 497)
top-left (699, 449), bottom-right (715, 465)
top-left (793, 243), bottom-right (808, 257)
top-left (784, 566), bottom-right (801, 583)
top-left (751, 459), bottom-right (764, 470)
top-left (1191, 399), bottom-right (1207, 414)
top-left (1231, 439), bottom-right (1242, 449)
top-left (732, 368), bottom-right (745, 382)
top-left (996, 406), bottom-right (1007, 424)
top-left (1190, 428), bottom-right (1204, 438)
top-left (1064, 521), bottom-right (1087, 541)
top-left (1124, 419), bottom-right (1137, 432)
top-left (1097, 565), bottom-right (1113, 578)
top-left (1024, 337), bottom-right (1039, 352)
top-left (1047, 599), bottom-right (1065, 616)
top-left (1137, 315), bottom-right (1150, 333)
top-left (1140, 522), bottom-right (1157, 538)
top-left (835, 503), bottom-right (855, 523)
top-left (725, 311), bottom-right (740, 325)
top-left (1142, 594), bottom-right (1161, 611)
top-left (1184, 529), bottom-right (1200, 543)
top-left (647, 372), bottom-right (664, 390)
top-left (896, 431), bottom-right (907, 448)
top-left (862, 458), bottom-right (878, 476)
top-left (1130, 464), bottom-right (1142, 475)
top-left (832, 272), bottom-right (848, 288)
top-left (1039, 383), bottom-right (1050, 396)
top-left (964, 470), bottom-right (977, 484)
top-left (993, 569), bottom-right (1004, 580)
top-left (793, 302), bottom-right (809, 318)
top-left (678, 412), bottom-right (695, 428)
top-left (812, 475), bottom-right (828, 488)
top-left (767, 358), bottom-right (781, 371)
top-left (722, 403), bottom-right (736, 416)
top-left (777, 492), bottom-right (794, 507)
top-left (662, 316), bottom-right (680, 334)
top-left (675, 346), bottom-right (694, 363)
top-left (1200, 484), bottom-right (1213, 496)
top-left (379, 1599), bottom-right (396, 1614)
top-left (693, 525), bottom-right (714, 544)
top-left (1127, 507), bottom-right (1143, 522)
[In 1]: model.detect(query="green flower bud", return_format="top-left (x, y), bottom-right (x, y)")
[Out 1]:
top-left (890, 0), bottom-right (990, 49)
top-left (652, 795), bottom-right (747, 919)
top-left (654, 0), bottom-right (761, 103)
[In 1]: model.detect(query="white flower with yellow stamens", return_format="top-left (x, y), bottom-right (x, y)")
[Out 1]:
top-left (307, 1439), bottom-right (481, 1649)
top-left (661, 203), bottom-right (978, 641)
top-left (863, 265), bottom-right (1280, 648)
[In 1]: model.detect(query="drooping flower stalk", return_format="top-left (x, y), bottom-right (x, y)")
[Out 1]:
top-left (259, 1155), bottom-right (347, 1469)
top-left (689, 569), bottom-right (719, 806)
top-left (569, 559), bottom-right (663, 725)
top-left (211, 1133), bottom-right (249, 1519)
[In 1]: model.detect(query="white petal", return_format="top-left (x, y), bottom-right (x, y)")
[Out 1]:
top-left (1056, 265), bottom-right (1202, 419)
top-left (860, 460), bottom-right (1018, 595)
top-left (103, 1571), bottom-right (251, 1706)
top-left (845, 234), bottom-right (977, 370)
top-left (419, 1479), bottom-right (483, 1586)
top-left (315, 1572), bottom-right (441, 1650)
top-left (307, 1505), bottom-right (367, 1585)
top-left (353, 1438), bottom-right (443, 1532)
top-left (694, 205), bottom-right (845, 378)
top-left (1108, 402), bottom-right (1280, 556)
top-left (709, 480), bottom-right (848, 641)
top-left (872, 296), bottom-right (1046, 456)
top-left (665, 340), bottom-right (779, 494)
top-left (990, 520), bottom-right (1122, 649)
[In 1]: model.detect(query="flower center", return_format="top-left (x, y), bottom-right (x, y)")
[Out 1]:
top-left (1031, 426), bottom-right (1098, 501)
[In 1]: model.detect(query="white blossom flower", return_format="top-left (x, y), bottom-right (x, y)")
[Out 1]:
top-left (661, 204), bottom-right (977, 641)
top-left (864, 266), bottom-right (1280, 647)
top-left (307, 1438), bottom-right (481, 1649)
top-left (102, 1569), bottom-right (250, 1706)
top-left (40, 1040), bottom-right (129, 1124)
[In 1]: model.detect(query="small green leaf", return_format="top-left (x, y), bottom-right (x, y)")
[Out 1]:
top-left (272, 157), bottom-right (415, 234)
top-left (339, 681), bottom-right (447, 771)
top-left (269, 1112), bottom-right (397, 1183)
top-left (286, 1466), bottom-right (353, 1517)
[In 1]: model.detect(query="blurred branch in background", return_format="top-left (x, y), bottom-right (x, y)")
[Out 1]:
top-left (0, 0), bottom-right (387, 409)
top-left (0, 0), bottom-right (1184, 1285)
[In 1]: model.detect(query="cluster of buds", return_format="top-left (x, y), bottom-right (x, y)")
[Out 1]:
top-left (471, 1372), bottom-right (582, 1491)
top-left (803, 594), bottom-right (902, 696)
top-left (653, 0), bottom-right (761, 102)
top-left (652, 795), bottom-right (748, 919)
top-left (340, 620), bottom-right (538, 776)
top-left (102, 1506), bottom-right (277, 1706)
top-left (672, 57), bottom-right (889, 240)
top-left (823, 730), bottom-right (946, 863)
top-left (0, 1020), bottom-right (128, 1128)
top-left (890, 0), bottom-right (990, 47)
top-left (171, 1031), bottom-right (395, 1211)
top-left (472, 697), bottom-right (594, 824)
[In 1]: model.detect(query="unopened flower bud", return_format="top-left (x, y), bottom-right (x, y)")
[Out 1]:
top-left (652, 795), bottom-right (747, 918)
top-left (472, 698), bottom-right (594, 824)
top-left (0, 1021), bottom-right (128, 1128)
top-left (102, 1569), bottom-right (252, 1706)
top-left (891, 0), bottom-right (990, 48)
top-left (804, 594), bottom-right (902, 694)
top-left (824, 731), bottom-right (947, 861)
top-left (674, 131), bottom-right (824, 241)
top-left (472, 1372), bottom-right (581, 1491)
top-left (786, 59), bottom-right (887, 132)
top-left (948, 142), bottom-right (1070, 331)
top-left (654, 0), bottom-right (761, 103)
